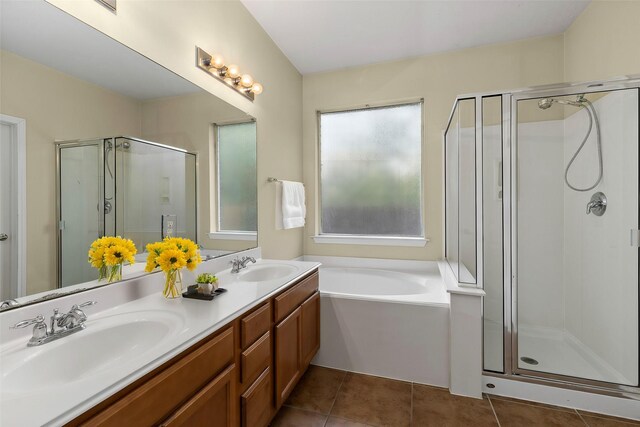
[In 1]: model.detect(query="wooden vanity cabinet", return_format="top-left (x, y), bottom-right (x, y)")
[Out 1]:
top-left (238, 300), bottom-right (273, 427)
top-left (160, 364), bottom-right (236, 427)
top-left (301, 291), bottom-right (320, 368)
top-left (67, 269), bottom-right (319, 427)
top-left (274, 273), bottom-right (319, 408)
top-left (275, 306), bottom-right (302, 407)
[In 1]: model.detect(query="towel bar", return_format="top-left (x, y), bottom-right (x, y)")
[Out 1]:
top-left (267, 177), bottom-right (304, 186)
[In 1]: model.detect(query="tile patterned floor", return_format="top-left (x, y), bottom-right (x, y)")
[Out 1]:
top-left (270, 365), bottom-right (640, 427)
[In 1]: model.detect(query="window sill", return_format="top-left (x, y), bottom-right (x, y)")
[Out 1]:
top-left (312, 235), bottom-right (429, 247)
top-left (208, 231), bottom-right (257, 241)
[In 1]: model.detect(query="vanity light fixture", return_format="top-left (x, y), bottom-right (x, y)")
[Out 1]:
top-left (196, 47), bottom-right (263, 101)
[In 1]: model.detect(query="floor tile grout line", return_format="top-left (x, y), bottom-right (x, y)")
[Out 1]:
top-left (410, 382), bottom-right (414, 427)
top-left (323, 371), bottom-right (348, 427)
top-left (575, 408), bottom-right (590, 426)
top-left (487, 395), bottom-right (501, 427)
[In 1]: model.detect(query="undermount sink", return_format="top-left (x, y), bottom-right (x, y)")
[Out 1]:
top-left (1, 310), bottom-right (184, 395)
top-left (238, 264), bottom-right (298, 282)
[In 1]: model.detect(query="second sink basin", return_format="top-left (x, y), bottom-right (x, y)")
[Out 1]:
top-left (238, 264), bottom-right (298, 282)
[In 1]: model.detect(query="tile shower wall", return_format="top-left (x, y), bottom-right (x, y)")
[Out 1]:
top-left (517, 120), bottom-right (566, 331)
top-left (562, 90), bottom-right (639, 384)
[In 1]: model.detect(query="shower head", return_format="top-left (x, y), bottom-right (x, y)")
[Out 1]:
top-left (537, 96), bottom-right (586, 110)
top-left (538, 98), bottom-right (554, 110)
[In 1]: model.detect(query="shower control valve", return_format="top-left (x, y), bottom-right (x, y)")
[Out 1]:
top-left (586, 192), bottom-right (607, 216)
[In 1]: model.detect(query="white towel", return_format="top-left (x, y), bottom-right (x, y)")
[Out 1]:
top-left (279, 180), bottom-right (305, 229)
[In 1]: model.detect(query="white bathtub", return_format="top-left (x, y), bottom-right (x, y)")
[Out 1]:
top-left (306, 256), bottom-right (450, 388)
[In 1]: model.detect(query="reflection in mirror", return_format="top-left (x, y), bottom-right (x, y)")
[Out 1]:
top-left (56, 138), bottom-right (198, 288)
top-left (215, 122), bottom-right (258, 236)
top-left (0, 1), bottom-right (257, 309)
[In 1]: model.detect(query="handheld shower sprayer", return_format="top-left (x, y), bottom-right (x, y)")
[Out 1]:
top-left (536, 95), bottom-right (602, 192)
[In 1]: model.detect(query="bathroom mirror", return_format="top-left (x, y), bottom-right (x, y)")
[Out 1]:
top-left (0, 0), bottom-right (257, 309)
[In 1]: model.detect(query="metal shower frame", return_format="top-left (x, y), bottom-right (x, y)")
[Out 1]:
top-left (444, 75), bottom-right (640, 399)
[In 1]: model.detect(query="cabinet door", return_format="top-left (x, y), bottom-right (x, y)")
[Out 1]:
top-left (275, 306), bottom-right (301, 408)
top-left (301, 292), bottom-right (320, 368)
top-left (160, 364), bottom-right (236, 427)
top-left (241, 368), bottom-right (272, 427)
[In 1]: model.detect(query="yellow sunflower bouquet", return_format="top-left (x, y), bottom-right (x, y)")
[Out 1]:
top-left (144, 237), bottom-right (202, 298)
top-left (88, 236), bottom-right (137, 283)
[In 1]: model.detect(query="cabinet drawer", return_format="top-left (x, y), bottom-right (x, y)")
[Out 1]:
top-left (241, 302), bottom-right (271, 349)
top-left (160, 364), bottom-right (236, 427)
top-left (274, 272), bottom-right (318, 323)
top-left (85, 326), bottom-right (235, 427)
top-left (241, 331), bottom-right (271, 385)
top-left (241, 368), bottom-right (272, 427)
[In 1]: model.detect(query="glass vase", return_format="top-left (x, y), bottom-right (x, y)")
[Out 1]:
top-left (107, 264), bottom-right (123, 283)
top-left (98, 264), bottom-right (122, 282)
top-left (163, 269), bottom-right (183, 299)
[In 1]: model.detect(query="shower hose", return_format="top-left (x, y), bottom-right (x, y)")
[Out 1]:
top-left (564, 99), bottom-right (603, 192)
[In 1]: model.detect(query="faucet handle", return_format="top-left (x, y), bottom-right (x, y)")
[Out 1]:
top-left (72, 301), bottom-right (97, 310)
top-left (11, 315), bottom-right (46, 329)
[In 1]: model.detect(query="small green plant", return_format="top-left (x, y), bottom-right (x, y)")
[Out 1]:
top-left (196, 273), bottom-right (218, 284)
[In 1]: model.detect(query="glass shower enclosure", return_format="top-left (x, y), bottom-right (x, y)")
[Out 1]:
top-left (56, 137), bottom-right (197, 288)
top-left (445, 78), bottom-right (640, 396)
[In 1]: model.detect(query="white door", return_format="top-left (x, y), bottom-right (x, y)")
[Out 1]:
top-left (0, 115), bottom-right (26, 300)
top-left (0, 122), bottom-right (14, 299)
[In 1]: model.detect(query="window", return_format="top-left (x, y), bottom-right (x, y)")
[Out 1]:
top-left (215, 121), bottom-right (257, 234)
top-left (318, 102), bottom-right (424, 241)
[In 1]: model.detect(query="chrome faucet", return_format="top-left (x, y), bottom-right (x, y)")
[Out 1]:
top-left (0, 299), bottom-right (19, 311)
top-left (230, 256), bottom-right (257, 273)
top-left (10, 301), bottom-right (97, 347)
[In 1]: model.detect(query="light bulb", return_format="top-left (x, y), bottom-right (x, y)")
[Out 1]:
top-left (211, 54), bottom-right (225, 69)
top-left (227, 64), bottom-right (240, 78)
top-left (240, 74), bottom-right (254, 88)
top-left (250, 83), bottom-right (263, 95)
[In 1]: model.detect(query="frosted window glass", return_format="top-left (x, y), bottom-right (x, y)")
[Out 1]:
top-left (217, 122), bottom-right (257, 232)
top-left (320, 103), bottom-right (423, 236)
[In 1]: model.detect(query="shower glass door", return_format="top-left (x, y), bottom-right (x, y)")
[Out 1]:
top-left (514, 88), bottom-right (639, 386)
top-left (58, 140), bottom-right (105, 287)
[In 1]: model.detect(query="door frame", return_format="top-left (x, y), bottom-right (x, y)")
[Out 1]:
top-left (0, 114), bottom-right (27, 298)
top-left (509, 83), bottom-right (640, 394)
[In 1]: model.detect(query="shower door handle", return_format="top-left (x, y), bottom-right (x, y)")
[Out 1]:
top-left (632, 230), bottom-right (640, 247)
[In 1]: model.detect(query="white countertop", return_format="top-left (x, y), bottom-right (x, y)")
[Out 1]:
top-left (0, 258), bottom-right (320, 427)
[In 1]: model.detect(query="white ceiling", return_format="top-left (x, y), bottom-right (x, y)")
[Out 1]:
top-left (0, 0), bottom-right (202, 100)
top-left (241, 0), bottom-right (591, 75)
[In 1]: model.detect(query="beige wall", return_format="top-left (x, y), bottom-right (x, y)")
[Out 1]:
top-left (39, 0), bottom-right (640, 264)
top-left (303, 35), bottom-right (565, 260)
top-left (140, 92), bottom-right (257, 252)
top-left (564, 0), bottom-right (640, 82)
top-left (46, 0), bottom-right (304, 260)
top-left (0, 50), bottom-right (142, 294)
